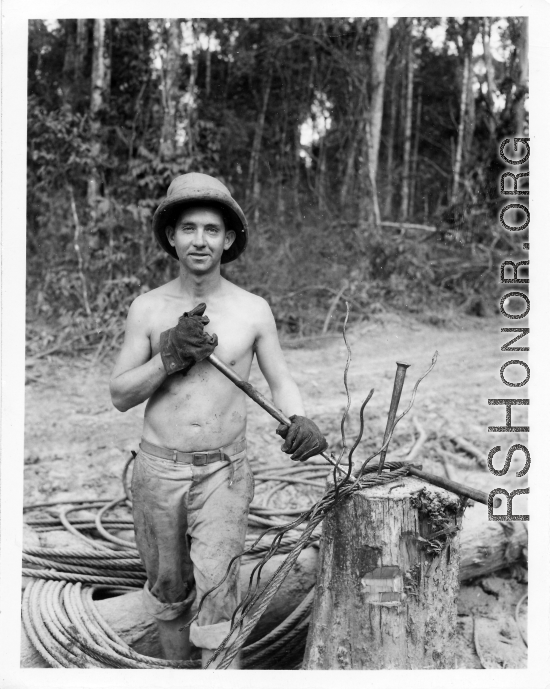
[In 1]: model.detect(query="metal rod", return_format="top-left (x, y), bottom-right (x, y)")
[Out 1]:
top-left (377, 362), bottom-right (411, 475)
top-left (207, 353), bottom-right (347, 476)
top-left (406, 465), bottom-right (491, 506)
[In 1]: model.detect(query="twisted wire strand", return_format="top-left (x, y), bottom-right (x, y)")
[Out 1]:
top-left (58, 505), bottom-right (116, 552)
top-left (332, 302), bottom-right (352, 499)
top-left (122, 452), bottom-right (135, 502)
top-left (22, 580), bottom-right (70, 668)
top-left (27, 517), bottom-right (133, 527)
top-left (95, 497), bottom-right (136, 548)
top-left (24, 498), bottom-right (112, 511)
top-left (23, 546), bottom-right (140, 559)
top-left (22, 568), bottom-right (146, 587)
top-left (22, 553), bottom-right (144, 578)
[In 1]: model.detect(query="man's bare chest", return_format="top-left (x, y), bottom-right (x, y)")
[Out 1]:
top-left (149, 300), bottom-right (257, 366)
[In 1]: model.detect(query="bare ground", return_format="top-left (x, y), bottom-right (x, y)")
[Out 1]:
top-left (23, 312), bottom-right (528, 669)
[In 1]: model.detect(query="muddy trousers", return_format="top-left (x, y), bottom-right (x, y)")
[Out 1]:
top-left (131, 439), bottom-right (254, 651)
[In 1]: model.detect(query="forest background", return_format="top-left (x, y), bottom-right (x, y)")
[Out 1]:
top-left (26, 17), bottom-right (529, 359)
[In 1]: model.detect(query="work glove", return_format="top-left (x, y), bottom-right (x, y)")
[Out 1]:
top-left (160, 303), bottom-right (218, 375)
top-left (276, 415), bottom-right (328, 462)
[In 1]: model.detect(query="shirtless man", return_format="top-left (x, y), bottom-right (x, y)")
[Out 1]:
top-left (109, 173), bottom-right (327, 668)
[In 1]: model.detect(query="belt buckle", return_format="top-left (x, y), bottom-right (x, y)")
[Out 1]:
top-left (193, 453), bottom-right (207, 466)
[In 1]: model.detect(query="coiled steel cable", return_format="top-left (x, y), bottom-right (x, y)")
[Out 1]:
top-left (22, 576), bottom-right (311, 669)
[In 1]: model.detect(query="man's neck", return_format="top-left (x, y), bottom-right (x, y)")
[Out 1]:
top-left (176, 266), bottom-right (224, 301)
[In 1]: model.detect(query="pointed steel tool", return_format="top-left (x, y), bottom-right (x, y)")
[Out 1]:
top-left (377, 361), bottom-right (411, 475)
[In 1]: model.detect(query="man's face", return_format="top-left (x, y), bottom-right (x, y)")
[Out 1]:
top-left (166, 205), bottom-right (235, 273)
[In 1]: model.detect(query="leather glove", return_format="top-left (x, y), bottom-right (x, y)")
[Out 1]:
top-left (276, 415), bottom-right (328, 462)
top-left (160, 303), bottom-right (218, 375)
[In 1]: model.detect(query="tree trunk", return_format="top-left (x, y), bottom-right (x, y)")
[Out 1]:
top-left (359, 17), bottom-right (390, 226)
top-left (247, 64), bottom-right (273, 217)
top-left (463, 48), bottom-right (475, 175)
top-left (515, 17), bottom-right (528, 135)
top-left (90, 19), bottom-right (108, 117)
top-left (159, 19), bottom-right (182, 160)
top-left (303, 477), bottom-right (465, 669)
top-left (75, 19), bottom-right (89, 84)
top-left (340, 117), bottom-right (360, 207)
top-left (292, 123), bottom-right (301, 221)
top-left (276, 120), bottom-right (287, 217)
top-left (88, 19), bottom-right (110, 232)
top-left (315, 133), bottom-right (327, 210)
top-left (451, 48), bottom-right (470, 204)
top-left (359, 121), bottom-right (381, 225)
top-left (185, 21), bottom-right (198, 156)
top-left (409, 88), bottom-right (422, 218)
top-left (367, 18), bottom-right (390, 183)
top-left (61, 20), bottom-right (77, 105)
top-left (482, 18), bottom-right (497, 141)
top-left (399, 33), bottom-right (414, 221)
top-left (205, 35), bottom-right (212, 97)
top-left (384, 71), bottom-right (398, 218)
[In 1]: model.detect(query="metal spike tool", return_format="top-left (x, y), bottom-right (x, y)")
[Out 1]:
top-left (377, 362), bottom-right (411, 475)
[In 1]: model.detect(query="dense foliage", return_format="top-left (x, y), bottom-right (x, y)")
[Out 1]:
top-left (26, 18), bottom-right (529, 356)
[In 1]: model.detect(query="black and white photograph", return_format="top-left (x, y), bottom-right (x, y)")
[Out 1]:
top-left (1, 3), bottom-right (549, 687)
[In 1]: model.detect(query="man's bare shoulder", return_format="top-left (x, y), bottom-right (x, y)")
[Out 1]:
top-left (131, 280), bottom-right (179, 307)
top-left (223, 280), bottom-right (273, 320)
top-left (126, 281), bottom-right (178, 326)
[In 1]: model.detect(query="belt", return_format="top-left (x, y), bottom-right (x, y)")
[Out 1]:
top-left (139, 437), bottom-right (247, 466)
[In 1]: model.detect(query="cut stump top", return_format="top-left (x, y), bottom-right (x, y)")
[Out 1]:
top-left (360, 474), bottom-right (462, 506)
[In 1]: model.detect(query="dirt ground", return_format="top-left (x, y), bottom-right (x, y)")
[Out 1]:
top-left (23, 311), bottom-right (528, 669)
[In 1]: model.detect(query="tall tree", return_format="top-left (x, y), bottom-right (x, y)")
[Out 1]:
top-left (247, 63), bottom-right (274, 220)
top-left (61, 20), bottom-right (77, 105)
top-left (359, 17), bottom-right (390, 226)
top-left (409, 87), bottom-right (422, 218)
top-left (75, 19), bottom-right (89, 87)
top-left (383, 66), bottom-right (399, 218)
top-left (514, 17), bottom-right (528, 135)
top-left (158, 19), bottom-right (182, 160)
top-left (400, 23), bottom-right (414, 221)
top-left (88, 19), bottom-right (110, 215)
top-left (482, 17), bottom-right (497, 142)
top-left (450, 18), bottom-right (478, 205)
top-left (90, 19), bottom-right (110, 116)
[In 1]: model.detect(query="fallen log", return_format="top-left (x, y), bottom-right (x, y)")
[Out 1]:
top-left (459, 502), bottom-right (527, 581)
top-left (380, 221), bottom-right (437, 232)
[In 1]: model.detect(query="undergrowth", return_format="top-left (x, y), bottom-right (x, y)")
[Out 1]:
top-left (26, 192), bottom-right (511, 359)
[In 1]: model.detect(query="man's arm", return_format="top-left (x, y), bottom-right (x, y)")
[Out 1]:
top-left (110, 297), bottom-right (167, 412)
top-left (254, 299), bottom-right (305, 417)
top-left (254, 299), bottom-right (327, 461)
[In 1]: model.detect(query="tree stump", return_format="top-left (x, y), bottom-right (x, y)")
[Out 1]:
top-left (303, 476), bottom-right (466, 669)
